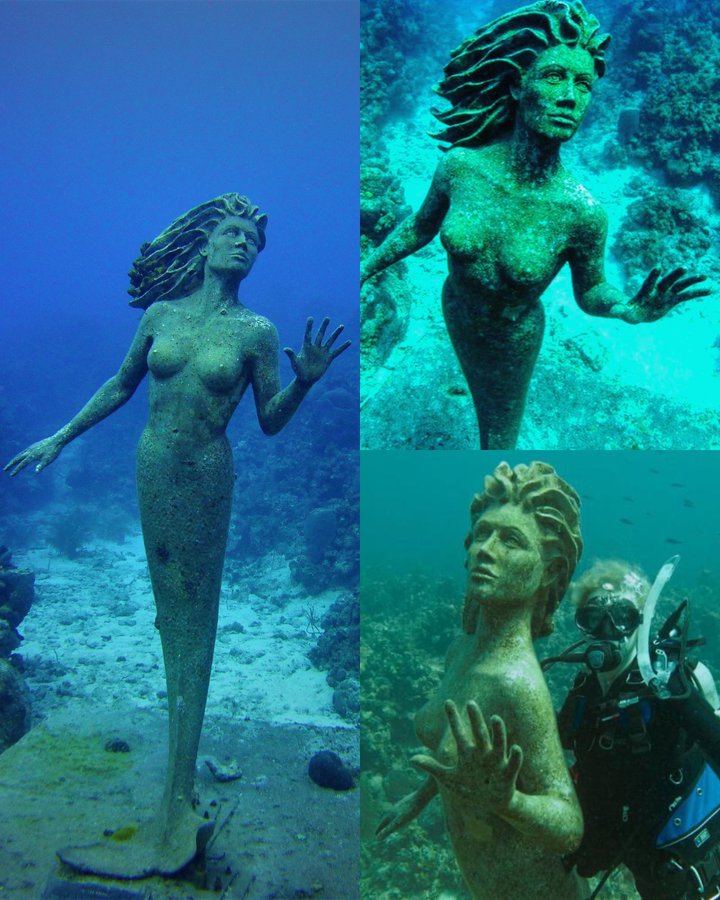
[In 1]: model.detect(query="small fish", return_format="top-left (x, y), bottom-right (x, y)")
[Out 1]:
top-left (649, 468), bottom-right (660, 474)
top-left (665, 537), bottom-right (683, 545)
top-left (670, 483), bottom-right (685, 488)
top-left (682, 499), bottom-right (695, 508)
top-left (619, 517), bottom-right (634, 525)
top-left (622, 496), bottom-right (634, 502)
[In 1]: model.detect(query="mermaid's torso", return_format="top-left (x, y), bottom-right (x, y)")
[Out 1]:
top-left (439, 144), bottom-right (595, 310)
top-left (414, 634), bottom-right (581, 899)
top-left (143, 298), bottom-right (273, 445)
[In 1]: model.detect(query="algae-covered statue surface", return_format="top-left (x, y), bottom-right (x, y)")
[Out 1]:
top-left (377, 462), bottom-right (584, 899)
top-left (360, 1), bottom-right (711, 450)
top-left (4, 193), bottom-right (349, 879)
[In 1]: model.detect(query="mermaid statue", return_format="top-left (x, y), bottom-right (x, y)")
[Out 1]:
top-left (361, 1), bottom-right (710, 449)
top-left (5, 193), bottom-right (350, 878)
top-left (377, 461), bottom-right (585, 898)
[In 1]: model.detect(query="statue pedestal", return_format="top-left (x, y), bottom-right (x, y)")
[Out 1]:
top-left (0, 702), bottom-right (358, 898)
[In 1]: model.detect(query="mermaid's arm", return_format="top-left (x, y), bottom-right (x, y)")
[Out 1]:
top-left (376, 776), bottom-right (438, 840)
top-left (361, 158), bottom-right (449, 284)
top-left (569, 202), bottom-right (711, 323)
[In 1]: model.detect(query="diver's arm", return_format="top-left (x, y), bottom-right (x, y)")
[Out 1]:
top-left (360, 158), bottom-right (450, 284)
top-left (569, 203), bottom-right (711, 323)
top-left (4, 311), bottom-right (152, 476)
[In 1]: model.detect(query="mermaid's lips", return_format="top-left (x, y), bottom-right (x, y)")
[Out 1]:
top-left (550, 115), bottom-right (576, 126)
top-left (470, 566), bottom-right (495, 579)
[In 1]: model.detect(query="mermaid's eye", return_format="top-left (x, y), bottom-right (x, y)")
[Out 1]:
top-left (503, 530), bottom-right (523, 548)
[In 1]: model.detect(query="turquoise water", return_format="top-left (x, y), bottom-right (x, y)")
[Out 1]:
top-left (360, 0), bottom-right (720, 450)
top-left (362, 451), bottom-right (720, 588)
top-left (361, 450), bottom-right (720, 899)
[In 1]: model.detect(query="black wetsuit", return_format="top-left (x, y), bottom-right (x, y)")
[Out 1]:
top-left (559, 662), bottom-right (720, 898)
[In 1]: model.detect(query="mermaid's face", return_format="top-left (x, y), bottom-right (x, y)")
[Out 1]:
top-left (510, 44), bottom-right (596, 143)
top-left (465, 503), bottom-right (545, 606)
top-left (201, 216), bottom-right (260, 279)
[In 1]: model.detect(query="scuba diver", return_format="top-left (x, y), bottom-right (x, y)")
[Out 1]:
top-left (548, 558), bottom-right (720, 899)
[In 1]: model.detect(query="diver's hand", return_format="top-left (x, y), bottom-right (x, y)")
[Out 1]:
top-left (411, 701), bottom-right (523, 814)
top-left (4, 435), bottom-right (64, 476)
top-left (284, 317), bottom-right (351, 386)
top-left (628, 266), bottom-right (711, 322)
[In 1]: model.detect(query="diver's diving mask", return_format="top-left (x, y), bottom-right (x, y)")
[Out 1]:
top-left (575, 592), bottom-right (642, 641)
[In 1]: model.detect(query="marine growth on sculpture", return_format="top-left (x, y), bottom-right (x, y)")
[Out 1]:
top-left (376, 461), bottom-right (585, 899)
top-left (5, 192), bottom-right (349, 878)
top-left (360, 0), bottom-right (710, 449)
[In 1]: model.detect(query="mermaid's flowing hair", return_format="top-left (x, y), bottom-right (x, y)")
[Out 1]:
top-left (127, 193), bottom-right (268, 309)
top-left (432, 0), bottom-right (610, 149)
top-left (463, 460), bottom-right (583, 638)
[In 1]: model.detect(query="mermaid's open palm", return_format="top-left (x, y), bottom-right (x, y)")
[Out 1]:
top-left (412, 700), bottom-right (523, 813)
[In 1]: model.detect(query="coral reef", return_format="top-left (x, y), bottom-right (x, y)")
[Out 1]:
top-left (360, 0), bottom-right (458, 375)
top-left (308, 591), bottom-right (359, 679)
top-left (308, 591), bottom-right (359, 724)
top-left (0, 547), bottom-right (34, 655)
top-left (0, 547), bottom-right (34, 752)
top-left (606, 0), bottom-right (720, 201)
top-left (360, 571), bottom-right (463, 897)
top-left (0, 659), bottom-right (31, 753)
top-left (46, 511), bottom-right (94, 559)
top-left (304, 508), bottom-right (338, 564)
top-left (332, 677), bottom-right (360, 722)
top-left (226, 375), bottom-right (358, 594)
top-left (612, 186), bottom-right (712, 295)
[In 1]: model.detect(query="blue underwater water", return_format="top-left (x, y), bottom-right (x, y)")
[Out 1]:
top-left (0, 4), bottom-right (360, 893)
top-left (360, 0), bottom-right (720, 450)
top-left (1, 0), bottom-right (360, 539)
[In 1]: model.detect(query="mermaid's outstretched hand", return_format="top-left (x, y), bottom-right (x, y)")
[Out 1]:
top-left (411, 700), bottom-right (523, 814)
top-left (4, 435), bottom-right (64, 476)
top-left (629, 266), bottom-right (712, 323)
top-left (284, 317), bottom-right (351, 385)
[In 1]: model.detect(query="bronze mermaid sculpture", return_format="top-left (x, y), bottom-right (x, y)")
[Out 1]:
top-left (5, 193), bottom-right (350, 878)
top-left (361, 1), bottom-right (710, 449)
top-left (376, 461), bottom-right (585, 898)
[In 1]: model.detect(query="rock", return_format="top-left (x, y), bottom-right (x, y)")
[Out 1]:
top-left (304, 508), bottom-right (338, 564)
top-left (0, 566), bottom-right (35, 630)
top-left (0, 620), bottom-right (21, 658)
top-left (0, 658), bottom-right (31, 753)
top-left (333, 678), bottom-right (360, 722)
top-left (308, 750), bottom-right (354, 791)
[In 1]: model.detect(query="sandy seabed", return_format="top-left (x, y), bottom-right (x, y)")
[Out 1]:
top-left (0, 526), bottom-right (359, 899)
